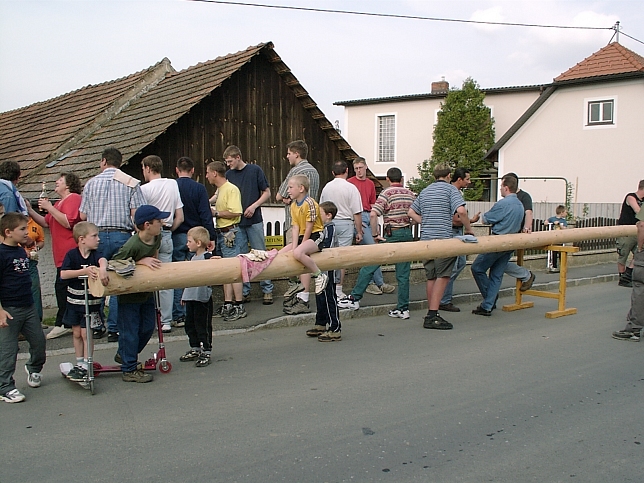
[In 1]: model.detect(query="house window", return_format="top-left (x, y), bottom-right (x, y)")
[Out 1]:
top-left (377, 115), bottom-right (395, 162)
top-left (587, 100), bottom-right (614, 125)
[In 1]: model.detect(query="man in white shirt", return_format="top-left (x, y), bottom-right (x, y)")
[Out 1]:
top-left (320, 160), bottom-right (363, 289)
top-left (140, 155), bottom-right (184, 333)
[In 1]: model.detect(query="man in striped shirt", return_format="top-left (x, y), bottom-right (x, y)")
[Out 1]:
top-left (339, 168), bottom-right (416, 318)
top-left (409, 164), bottom-right (473, 330)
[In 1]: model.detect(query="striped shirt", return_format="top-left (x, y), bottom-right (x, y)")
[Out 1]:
top-left (80, 168), bottom-right (145, 231)
top-left (371, 183), bottom-right (416, 228)
top-left (290, 196), bottom-right (324, 236)
top-left (278, 160), bottom-right (320, 229)
top-left (410, 180), bottom-right (465, 240)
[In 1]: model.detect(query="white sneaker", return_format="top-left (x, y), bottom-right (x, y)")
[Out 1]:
top-left (161, 324), bottom-right (172, 333)
top-left (46, 326), bottom-right (72, 339)
top-left (314, 272), bottom-right (328, 294)
top-left (366, 283), bottom-right (382, 295)
top-left (0, 389), bottom-right (26, 403)
top-left (25, 365), bottom-right (42, 388)
top-left (388, 309), bottom-right (410, 320)
top-left (338, 296), bottom-right (359, 310)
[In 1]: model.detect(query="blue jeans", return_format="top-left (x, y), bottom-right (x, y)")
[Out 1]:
top-left (172, 232), bottom-right (190, 320)
top-left (440, 255), bottom-right (467, 305)
top-left (333, 219), bottom-right (355, 284)
top-left (505, 260), bottom-right (530, 282)
top-left (116, 297), bottom-right (156, 373)
top-left (98, 231), bottom-right (132, 334)
top-left (0, 304), bottom-right (46, 395)
top-left (358, 212), bottom-right (384, 286)
top-left (236, 223), bottom-right (273, 295)
top-left (352, 227), bottom-right (412, 311)
top-left (471, 250), bottom-right (514, 311)
top-left (157, 230), bottom-right (173, 325)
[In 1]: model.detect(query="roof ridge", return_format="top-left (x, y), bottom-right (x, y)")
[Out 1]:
top-left (44, 58), bottom-right (175, 168)
top-left (168, 42), bottom-right (269, 77)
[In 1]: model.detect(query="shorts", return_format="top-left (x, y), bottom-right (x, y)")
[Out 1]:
top-left (423, 257), bottom-right (457, 279)
top-left (297, 231), bottom-right (321, 247)
top-left (617, 235), bottom-right (638, 265)
top-left (63, 309), bottom-right (104, 329)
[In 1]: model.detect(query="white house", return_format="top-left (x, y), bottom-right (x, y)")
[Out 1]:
top-left (486, 42), bottom-right (644, 203)
top-left (336, 42), bottom-right (644, 204)
top-left (335, 79), bottom-right (544, 185)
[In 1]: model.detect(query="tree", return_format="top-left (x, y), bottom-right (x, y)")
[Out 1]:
top-left (407, 77), bottom-right (495, 200)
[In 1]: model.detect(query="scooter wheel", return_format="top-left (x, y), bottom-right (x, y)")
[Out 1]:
top-left (159, 361), bottom-right (172, 373)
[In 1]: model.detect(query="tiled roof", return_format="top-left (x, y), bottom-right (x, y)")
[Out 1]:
top-left (0, 59), bottom-right (174, 190)
top-left (555, 42), bottom-right (644, 82)
top-left (335, 85), bottom-right (546, 107)
top-left (3, 42), bottom-right (358, 198)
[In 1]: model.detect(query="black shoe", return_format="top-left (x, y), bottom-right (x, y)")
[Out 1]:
top-left (107, 332), bottom-right (119, 343)
top-left (67, 366), bottom-right (88, 382)
top-left (520, 272), bottom-right (535, 292)
top-left (472, 305), bottom-right (492, 317)
top-left (438, 303), bottom-right (460, 313)
top-left (93, 326), bottom-right (107, 339)
top-left (114, 352), bottom-right (122, 364)
top-left (423, 314), bottom-right (453, 330)
top-left (618, 277), bottom-right (633, 288)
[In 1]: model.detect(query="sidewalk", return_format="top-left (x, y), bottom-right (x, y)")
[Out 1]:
top-left (25, 261), bottom-right (620, 357)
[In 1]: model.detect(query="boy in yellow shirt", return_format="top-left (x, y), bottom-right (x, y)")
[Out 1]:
top-left (281, 175), bottom-right (325, 315)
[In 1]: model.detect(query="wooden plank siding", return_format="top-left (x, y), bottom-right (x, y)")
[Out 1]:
top-left (125, 55), bottom-right (345, 196)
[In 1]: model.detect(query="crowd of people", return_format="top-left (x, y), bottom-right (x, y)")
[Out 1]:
top-left (2, 145), bottom-right (640, 402)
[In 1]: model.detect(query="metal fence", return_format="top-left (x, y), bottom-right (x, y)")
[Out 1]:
top-left (410, 202), bottom-right (621, 254)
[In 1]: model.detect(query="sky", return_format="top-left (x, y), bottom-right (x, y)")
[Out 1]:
top-left (1, 0), bottom-right (643, 130)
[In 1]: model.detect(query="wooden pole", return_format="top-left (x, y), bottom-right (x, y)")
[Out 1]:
top-left (90, 225), bottom-right (635, 297)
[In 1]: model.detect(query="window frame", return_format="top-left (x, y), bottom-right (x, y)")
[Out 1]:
top-left (375, 113), bottom-right (397, 163)
top-left (584, 96), bottom-right (617, 129)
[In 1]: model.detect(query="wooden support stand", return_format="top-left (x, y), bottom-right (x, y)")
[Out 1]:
top-left (502, 245), bottom-right (580, 318)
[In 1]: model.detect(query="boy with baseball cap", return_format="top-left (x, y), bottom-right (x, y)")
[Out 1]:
top-left (112, 205), bottom-right (168, 383)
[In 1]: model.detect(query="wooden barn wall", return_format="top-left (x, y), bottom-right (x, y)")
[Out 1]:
top-left (125, 55), bottom-right (344, 197)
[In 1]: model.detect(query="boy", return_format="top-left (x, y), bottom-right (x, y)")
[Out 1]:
top-left (281, 175), bottom-right (325, 315)
top-left (113, 205), bottom-right (167, 383)
top-left (60, 222), bottom-right (109, 381)
top-left (0, 212), bottom-right (46, 403)
top-left (179, 226), bottom-right (214, 367)
top-left (303, 201), bottom-right (342, 342)
top-left (547, 205), bottom-right (568, 272)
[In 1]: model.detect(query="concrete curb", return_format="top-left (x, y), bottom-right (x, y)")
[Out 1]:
top-left (26, 272), bottom-right (620, 360)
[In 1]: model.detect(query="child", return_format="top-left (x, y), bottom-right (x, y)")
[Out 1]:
top-left (304, 201), bottom-right (342, 342)
top-left (0, 212), bottom-right (46, 403)
top-left (60, 222), bottom-right (109, 382)
top-left (179, 226), bottom-right (213, 367)
top-left (547, 205), bottom-right (568, 272)
top-left (112, 205), bottom-right (167, 383)
top-left (281, 175), bottom-right (326, 315)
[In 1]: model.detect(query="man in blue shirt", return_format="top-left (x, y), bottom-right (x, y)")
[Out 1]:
top-left (172, 157), bottom-right (216, 325)
top-left (471, 175), bottom-right (525, 316)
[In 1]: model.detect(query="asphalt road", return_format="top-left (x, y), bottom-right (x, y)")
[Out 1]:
top-left (3, 282), bottom-right (643, 483)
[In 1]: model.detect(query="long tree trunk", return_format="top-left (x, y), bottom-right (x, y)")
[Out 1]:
top-left (90, 225), bottom-right (635, 297)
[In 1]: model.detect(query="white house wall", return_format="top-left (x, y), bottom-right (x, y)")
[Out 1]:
top-left (498, 79), bottom-right (644, 203)
top-left (343, 90), bottom-right (540, 183)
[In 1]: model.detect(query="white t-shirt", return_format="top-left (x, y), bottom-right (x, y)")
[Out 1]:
top-left (141, 178), bottom-right (183, 227)
top-left (320, 177), bottom-right (362, 221)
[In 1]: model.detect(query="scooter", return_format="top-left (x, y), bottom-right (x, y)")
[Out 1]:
top-left (60, 275), bottom-right (172, 394)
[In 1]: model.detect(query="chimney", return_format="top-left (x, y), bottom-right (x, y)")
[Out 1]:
top-left (431, 77), bottom-right (449, 95)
